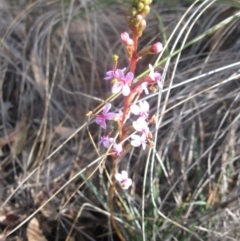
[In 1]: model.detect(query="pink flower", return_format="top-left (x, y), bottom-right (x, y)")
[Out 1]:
top-left (112, 70), bottom-right (134, 96)
top-left (148, 64), bottom-right (162, 87)
top-left (130, 100), bottom-right (149, 120)
top-left (135, 82), bottom-right (149, 95)
top-left (99, 136), bottom-right (114, 148)
top-left (113, 143), bottom-right (123, 156)
top-left (133, 118), bottom-right (149, 136)
top-left (150, 42), bottom-right (163, 54)
top-left (104, 68), bottom-right (126, 80)
top-left (115, 171), bottom-right (132, 190)
top-left (131, 134), bottom-right (147, 150)
top-left (121, 32), bottom-right (133, 46)
top-left (95, 103), bottom-right (116, 129)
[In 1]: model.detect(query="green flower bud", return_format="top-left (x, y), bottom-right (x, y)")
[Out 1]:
top-left (131, 0), bottom-right (138, 6)
top-left (127, 17), bottom-right (136, 29)
top-left (137, 2), bottom-right (144, 11)
top-left (134, 14), bottom-right (143, 27)
top-left (112, 54), bottom-right (118, 62)
top-left (142, 5), bottom-right (150, 15)
top-left (143, 0), bottom-right (152, 5)
top-left (131, 7), bottom-right (138, 17)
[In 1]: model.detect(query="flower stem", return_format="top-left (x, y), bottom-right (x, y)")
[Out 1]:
top-left (109, 28), bottom-right (139, 241)
top-left (109, 157), bottom-right (125, 241)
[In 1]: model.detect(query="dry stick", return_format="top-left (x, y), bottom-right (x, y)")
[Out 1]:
top-left (109, 29), bottom-right (139, 241)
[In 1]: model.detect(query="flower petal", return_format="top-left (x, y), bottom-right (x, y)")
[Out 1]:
top-left (121, 178), bottom-right (132, 189)
top-left (112, 83), bottom-right (122, 94)
top-left (121, 170), bottom-right (128, 179)
top-left (100, 120), bottom-right (107, 129)
top-left (103, 103), bottom-right (111, 114)
top-left (131, 139), bottom-right (141, 147)
top-left (115, 173), bottom-right (123, 182)
top-left (105, 112), bottom-right (116, 120)
top-left (141, 101), bottom-right (149, 112)
top-left (130, 104), bottom-right (140, 115)
top-left (125, 72), bottom-right (134, 82)
top-left (122, 84), bottom-right (130, 96)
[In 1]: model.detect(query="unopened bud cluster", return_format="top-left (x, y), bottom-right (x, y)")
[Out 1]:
top-left (127, 0), bottom-right (152, 36)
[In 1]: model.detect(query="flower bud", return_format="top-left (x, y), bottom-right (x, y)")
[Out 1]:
top-left (142, 5), bottom-right (150, 15)
top-left (121, 32), bottom-right (133, 46)
top-left (112, 54), bottom-right (118, 62)
top-left (143, 0), bottom-right (152, 5)
top-left (131, 7), bottom-right (138, 17)
top-left (150, 42), bottom-right (163, 54)
top-left (131, 0), bottom-right (138, 6)
top-left (134, 14), bottom-right (143, 27)
top-left (137, 2), bottom-right (144, 11)
top-left (127, 17), bottom-right (135, 29)
top-left (139, 19), bottom-right (147, 31)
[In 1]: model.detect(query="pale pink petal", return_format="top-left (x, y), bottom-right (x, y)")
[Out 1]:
top-left (148, 64), bottom-right (155, 80)
top-left (104, 70), bottom-right (115, 80)
top-left (122, 84), bottom-right (130, 96)
top-left (112, 83), bottom-right (122, 94)
top-left (125, 72), bottom-right (134, 82)
top-left (95, 117), bottom-right (102, 125)
top-left (131, 134), bottom-right (147, 149)
top-left (100, 120), bottom-right (106, 129)
top-left (115, 69), bottom-right (125, 80)
top-left (103, 103), bottom-right (111, 114)
top-left (130, 104), bottom-right (140, 115)
top-left (141, 82), bottom-right (149, 95)
top-left (113, 143), bottom-right (123, 156)
top-left (142, 142), bottom-right (147, 150)
top-left (131, 139), bottom-right (141, 147)
top-left (121, 178), bottom-right (132, 190)
top-left (100, 136), bottom-right (114, 148)
top-left (121, 171), bottom-right (128, 179)
top-left (115, 171), bottom-right (132, 190)
top-left (141, 101), bottom-right (149, 112)
top-left (105, 112), bottom-right (116, 120)
top-left (115, 173), bottom-right (123, 182)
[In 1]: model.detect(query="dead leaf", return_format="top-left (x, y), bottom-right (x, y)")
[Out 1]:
top-left (54, 126), bottom-right (77, 139)
top-left (26, 217), bottom-right (47, 241)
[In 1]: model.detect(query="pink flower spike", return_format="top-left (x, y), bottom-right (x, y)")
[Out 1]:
top-left (121, 32), bottom-right (133, 46)
top-left (148, 64), bottom-right (162, 87)
top-left (130, 101), bottom-right (149, 120)
top-left (112, 71), bottom-right (134, 96)
top-left (131, 134), bottom-right (147, 150)
top-left (150, 42), bottom-right (163, 54)
top-left (95, 103), bottom-right (116, 129)
top-left (133, 118), bottom-right (149, 136)
top-left (99, 136), bottom-right (114, 148)
top-left (113, 143), bottom-right (123, 156)
top-left (115, 171), bottom-right (132, 190)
